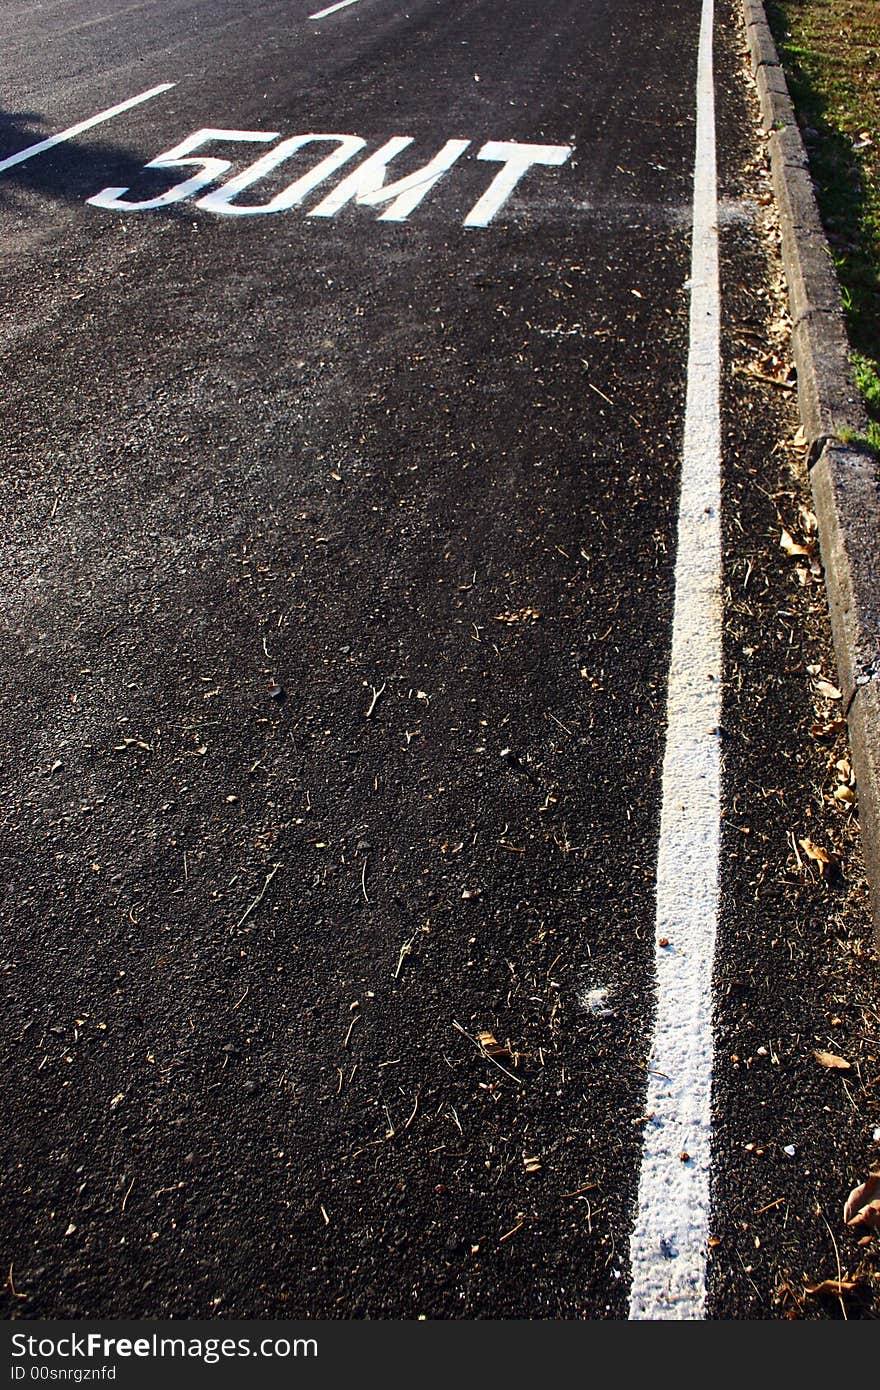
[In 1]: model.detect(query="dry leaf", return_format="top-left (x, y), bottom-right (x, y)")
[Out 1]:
top-left (814, 679), bottom-right (843, 701)
top-left (799, 837), bottom-right (830, 864)
top-left (798, 505), bottom-right (818, 536)
top-left (803, 1276), bottom-right (862, 1296)
top-left (743, 353), bottom-right (795, 388)
top-left (844, 1173), bottom-right (880, 1229)
top-left (477, 1030), bottom-right (514, 1062)
top-left (810, 719), bottom-right (847, 740)
top-left (813, 1049), bottom-right (851, 1070)
top-left (780, 528), bottom-right (811, 559)
top-left (798, 838), bottom-right (840, 878)
top-left (833, 785), bottom-right (856, 804)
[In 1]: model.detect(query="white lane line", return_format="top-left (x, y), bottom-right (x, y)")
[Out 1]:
top-left (310, 0), bottom-right (360, 17)
top-left (0, 83), bottom-right (176, 175)
top-left (628, 0), bottom-right (721, 1321)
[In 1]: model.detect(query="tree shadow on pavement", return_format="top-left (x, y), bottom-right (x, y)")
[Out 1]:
top-left (0, 104), bottom-right (186, 216)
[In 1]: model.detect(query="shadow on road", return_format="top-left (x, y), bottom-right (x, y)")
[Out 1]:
top-left (0, 105), bottom-right (179, 213)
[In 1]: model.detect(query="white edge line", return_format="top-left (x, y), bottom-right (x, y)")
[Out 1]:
top-left (0, 83), bottom-right (176, 174)
top-left (627, 0), bottom-right (722, 1321)
top-left (309, 0), bottom-right (360, 18)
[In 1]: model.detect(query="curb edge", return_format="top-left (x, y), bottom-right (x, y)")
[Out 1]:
top-left (741, 2), bottom-right (880, 942)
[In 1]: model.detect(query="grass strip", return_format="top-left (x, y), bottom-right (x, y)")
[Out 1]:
top-left (767, 0), bottom-right (880, 449)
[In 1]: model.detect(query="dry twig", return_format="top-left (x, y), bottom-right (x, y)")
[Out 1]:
top-left (235, 863), bottom-right (281, 932)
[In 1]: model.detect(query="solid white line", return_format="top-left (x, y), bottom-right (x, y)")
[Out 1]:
top-left (628, 0), bottom-right (721, 1321)
top-left (0, 83), bottom-right (176, 174)
top-left (309, 0), bottom-right (360, 17)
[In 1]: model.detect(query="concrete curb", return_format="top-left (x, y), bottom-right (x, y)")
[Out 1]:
top-left (741, 3), bottom-right (880, 941)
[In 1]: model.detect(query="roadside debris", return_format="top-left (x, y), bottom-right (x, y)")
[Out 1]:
top-left (812, 1049), bottom-right (852, 1070)
top-left (736, 351), bottom-right (796, 390)
top-left (581, 986), bottom-right (613, 1017)
top-left (233, 862), bottom-right (281, 932)
top-left (494, 607), bottom-right (541, 624)
top-left (803, 1274), bottom-right (864, 1297)
top-left (844, 1172), bottom-right (880, 1231)
top-left (452, 1020), bottom-right (523, 1085)
top-left (364, 680), bottom-right (387, 718)
top-left (797, 837), bottom-right (841, 880)
top-left (393, 922), bottom-right (429, 979)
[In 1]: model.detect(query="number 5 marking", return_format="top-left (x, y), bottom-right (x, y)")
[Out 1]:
top-left (86, 128), bottom-right (280, 210)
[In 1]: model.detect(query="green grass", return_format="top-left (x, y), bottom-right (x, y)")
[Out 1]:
top-left (853, 351), bottom-right (880, 412)
top-left (767, 0), bottom-right (880, 445)
top-left (851, 353), bottom-right (880, 452)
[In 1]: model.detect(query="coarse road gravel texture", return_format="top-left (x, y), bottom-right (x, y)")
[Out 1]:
top-left (0, 0), bottom-right (877, 1319)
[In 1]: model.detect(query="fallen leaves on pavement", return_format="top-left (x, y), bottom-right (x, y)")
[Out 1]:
top-left (812, 1049), bottom-right (852, 1070)
top-left (803, 1275), bottom-right (864, 1296)
top-left (780, 528), bottom-right (812, 559)
top-left (798, 837), bottom-right (841, 878)
top-left (814, 678), bottom-right (843, 701)
top-left (843, 1173), bottom-right (880, 1230)
top-left (494, 608), bottom-right (541, 625)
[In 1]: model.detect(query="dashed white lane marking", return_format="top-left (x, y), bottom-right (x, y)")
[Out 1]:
top-left (0, 83), bottom-right (176, 174)
top-left (310, 0), bottom-right (360, 18)
top-left (627, 0), bottom-right (721, 1321)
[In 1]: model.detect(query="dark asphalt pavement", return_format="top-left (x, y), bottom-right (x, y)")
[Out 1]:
top-left (1, 0), bottom-right (877, 1321)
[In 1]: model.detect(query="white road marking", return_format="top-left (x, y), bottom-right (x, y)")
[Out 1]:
top-left (0, 83), bottom-right (176, 175)
top-left (462, 140), bottom-right (573, 227)
top-left (87, 128), bottom-right (279, 211)
top-left (309, 0), bottom-right (360, 18)
top-left (627, 0), bottom-right (721, 1321)
top-left (197, 134), bottom-right (367, 215)
top-left (308, 136), bottom-right (471, 220)
top-left (83, 124), bottom-right (574, 225)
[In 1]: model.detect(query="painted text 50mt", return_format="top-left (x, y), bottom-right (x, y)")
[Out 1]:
top-left (87, 129), bottom-right (574, 226)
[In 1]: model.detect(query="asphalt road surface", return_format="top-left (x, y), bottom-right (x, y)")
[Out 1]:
top-left (1, 0), bottom-right (878, 1321)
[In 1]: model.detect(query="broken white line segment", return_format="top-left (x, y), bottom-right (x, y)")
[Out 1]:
top-left (628, 0), bottom-right (722, 1321)
top-left (309, 0), bottom-right (360, 18)
top-left (0, 83), bottom-right (176, 175)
